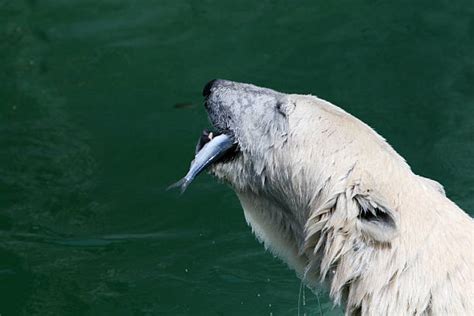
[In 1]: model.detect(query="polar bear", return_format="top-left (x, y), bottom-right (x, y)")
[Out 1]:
top-left (198, 79), bottom-right (474, 315)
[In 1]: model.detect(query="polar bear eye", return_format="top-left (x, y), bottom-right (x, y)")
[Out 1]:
top-left (275, 102), bottom-right (287, 117)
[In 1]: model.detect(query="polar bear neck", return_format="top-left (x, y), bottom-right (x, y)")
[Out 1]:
top-left (237, 173), bottom-right (474, 315)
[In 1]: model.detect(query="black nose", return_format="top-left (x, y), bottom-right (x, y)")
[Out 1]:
top-left (202, 79), bottom-right (217, 97)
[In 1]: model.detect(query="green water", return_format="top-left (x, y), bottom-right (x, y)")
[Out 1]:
top-left (1, 0), bottom-right (473, 315)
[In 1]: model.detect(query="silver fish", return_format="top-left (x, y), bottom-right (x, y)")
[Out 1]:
top-left (168, 133), bottom-right (235, 193)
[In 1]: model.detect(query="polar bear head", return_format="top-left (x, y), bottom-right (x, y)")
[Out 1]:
top-left (204, 80), bottom-right (294, 191)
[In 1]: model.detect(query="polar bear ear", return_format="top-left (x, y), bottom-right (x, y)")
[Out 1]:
top-left (354, 193), bottom-right (399, 243)
top-left (275, 99), bottom-right (296, 117)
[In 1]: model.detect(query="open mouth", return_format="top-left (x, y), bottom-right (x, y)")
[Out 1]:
top-left (195, 129), bottom-right (214, 154)
top-left (195, 128), bottom-right (239, 160)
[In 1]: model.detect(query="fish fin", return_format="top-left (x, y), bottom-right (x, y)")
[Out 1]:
top-left (166, 177), bottom-right (190, 194)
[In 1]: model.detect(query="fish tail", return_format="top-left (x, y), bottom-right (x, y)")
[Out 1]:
top-left (166, 177), bottom-right (191, 194)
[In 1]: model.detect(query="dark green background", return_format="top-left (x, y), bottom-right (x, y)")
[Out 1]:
top-left (1, 0), bottom-right (473, 315)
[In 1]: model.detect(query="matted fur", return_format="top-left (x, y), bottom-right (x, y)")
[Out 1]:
top-left (205, 80), bottom-right (474, 315)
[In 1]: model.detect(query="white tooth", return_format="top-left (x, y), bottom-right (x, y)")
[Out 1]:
top-left (208, 132), bottom-right (213, 140)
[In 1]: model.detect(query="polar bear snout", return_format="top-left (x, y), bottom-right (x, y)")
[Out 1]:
top-left (203, 79), bottom-right (287, 139)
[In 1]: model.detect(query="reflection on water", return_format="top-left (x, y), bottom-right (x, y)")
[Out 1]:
top-left (1, 0), bottom-right (473, 315)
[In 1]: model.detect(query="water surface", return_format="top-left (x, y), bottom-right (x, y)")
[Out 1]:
top-left (1, 0), bottom-right (473, 315)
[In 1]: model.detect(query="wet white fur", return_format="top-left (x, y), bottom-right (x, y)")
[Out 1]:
top-left (211, 90), bottom-right (474, 315)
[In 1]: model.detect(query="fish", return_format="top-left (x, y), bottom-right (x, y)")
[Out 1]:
top-left (168, 132), bottom-right (236, 193)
